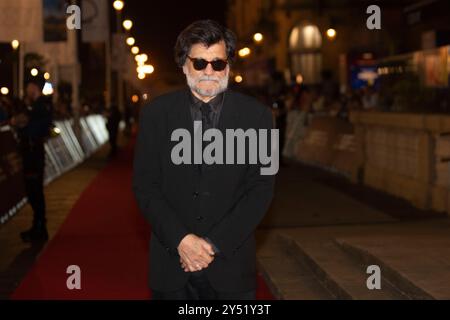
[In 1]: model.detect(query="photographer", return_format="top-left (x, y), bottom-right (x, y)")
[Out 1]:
top-left (10, 78), bottom-right (53, 243)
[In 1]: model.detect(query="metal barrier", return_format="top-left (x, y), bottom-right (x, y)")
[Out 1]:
top-left (0, 115), bottom-right (108, 225)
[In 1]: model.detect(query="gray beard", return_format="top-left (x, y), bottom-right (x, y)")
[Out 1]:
top-left (186, 73), bottom-right (229, 98)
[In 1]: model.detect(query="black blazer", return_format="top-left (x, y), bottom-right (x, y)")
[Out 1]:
top-left (132, 88), bottom-right (275, 292)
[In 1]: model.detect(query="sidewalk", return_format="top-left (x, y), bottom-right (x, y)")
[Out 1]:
top-left (257, 163), bottom-right (450, 299)
top-left (260, 163), bottom-right (397, 228)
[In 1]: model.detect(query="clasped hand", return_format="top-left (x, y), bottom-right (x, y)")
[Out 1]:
top-left (177, 234), bottom-right (215, 272)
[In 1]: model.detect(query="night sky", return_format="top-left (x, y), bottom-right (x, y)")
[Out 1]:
top-left (125, 0), bottom-right (228, 78)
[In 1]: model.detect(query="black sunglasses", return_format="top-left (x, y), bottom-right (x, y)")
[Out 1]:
top-left (187, 56), bottom-right (228, 71)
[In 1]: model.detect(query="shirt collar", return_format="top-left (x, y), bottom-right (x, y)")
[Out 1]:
top-left (189, 89), bottom-right (225, 113)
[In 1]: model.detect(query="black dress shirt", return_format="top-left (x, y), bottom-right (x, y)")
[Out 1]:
top-left (189, 91), bottom-right (225, 128)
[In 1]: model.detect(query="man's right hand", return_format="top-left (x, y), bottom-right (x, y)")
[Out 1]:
top-left (177, 234), bottom-right (215, 272)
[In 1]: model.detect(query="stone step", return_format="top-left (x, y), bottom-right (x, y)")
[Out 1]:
top-left (256, 234), bottom-right (334, 300)
top-left (335, 238), bottom-right (437, 300)
top-left (278, 234), bottom-right (408, 300)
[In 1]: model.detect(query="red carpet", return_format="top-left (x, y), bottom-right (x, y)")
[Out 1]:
top-left (12, 139), bottom-right (274, 300)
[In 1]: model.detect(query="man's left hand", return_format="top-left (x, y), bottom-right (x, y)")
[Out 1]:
top-left (180, 255), bottom-right (214, 272)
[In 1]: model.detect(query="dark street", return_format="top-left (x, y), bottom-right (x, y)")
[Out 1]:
top-left (1, 0), bottom-right (450, 306)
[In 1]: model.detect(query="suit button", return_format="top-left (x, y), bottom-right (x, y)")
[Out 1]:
top-left (196, 216), bottom-right (204, 221)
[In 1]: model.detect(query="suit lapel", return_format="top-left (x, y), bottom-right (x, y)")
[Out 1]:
top-left (218, 90), bottom-right (239, 132)
top-left (174, 88), bottom-right (194, 134)
top-left (172, 89), bottom-right (239, 174)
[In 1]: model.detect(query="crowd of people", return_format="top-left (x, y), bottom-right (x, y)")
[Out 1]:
top-left (282, 81), bottom-right (379, 121)
top-left (253, 71), bottom-right (381, 162)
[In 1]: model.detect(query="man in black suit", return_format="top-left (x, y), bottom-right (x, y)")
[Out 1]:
top-left (133, 20), bottom-right (276, 300)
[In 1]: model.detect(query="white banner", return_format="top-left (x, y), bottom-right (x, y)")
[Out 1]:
top-left (0, 0), bottom-right (43, 42)
top-left (82, 0), bottom-right (109, 43)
